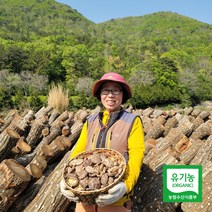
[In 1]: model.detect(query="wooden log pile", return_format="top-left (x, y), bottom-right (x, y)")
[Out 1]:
top-left (132, 106), bottom-right (211, 212)
top-left (0, 104), bottom-right (211, 212)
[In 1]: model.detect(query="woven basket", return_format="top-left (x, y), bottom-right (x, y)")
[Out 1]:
top-left (63, 148), bottom-right (126, 205)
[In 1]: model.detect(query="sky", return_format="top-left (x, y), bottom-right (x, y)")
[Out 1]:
top-left (56, 0), bottom-right (212, 25)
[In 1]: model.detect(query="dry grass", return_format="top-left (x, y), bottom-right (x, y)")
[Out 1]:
top-left (47, 84), bottom-right (69, 113)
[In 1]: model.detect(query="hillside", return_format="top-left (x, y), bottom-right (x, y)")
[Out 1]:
top-left (0, 0), bottom-right (95, 41)
top-left (98, 12), bottom-right (212, 47)
top-left (0, 0), bottom-right (211, 111)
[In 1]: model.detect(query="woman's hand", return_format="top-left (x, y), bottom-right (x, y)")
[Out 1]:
top-left (96, 182), bottom-right (126, 207)
top-left (59, 179), bottom-right (79, 202)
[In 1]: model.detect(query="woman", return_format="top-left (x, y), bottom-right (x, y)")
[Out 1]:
top-left (60, 72), bottom-right (145, 212)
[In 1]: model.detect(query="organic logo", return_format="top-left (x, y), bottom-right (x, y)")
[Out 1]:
top-left (163, 165), bottom-right (202, 202)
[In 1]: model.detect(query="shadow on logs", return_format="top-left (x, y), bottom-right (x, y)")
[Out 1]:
top-left (132, 164), bottom-right (176, 212)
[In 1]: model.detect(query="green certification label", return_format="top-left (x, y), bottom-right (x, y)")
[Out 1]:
top-left (163, 165), bottom-right (202, 202)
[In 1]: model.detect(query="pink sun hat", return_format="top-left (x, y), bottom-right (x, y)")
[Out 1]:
top-left (92, 72), bottom-right (132, 103)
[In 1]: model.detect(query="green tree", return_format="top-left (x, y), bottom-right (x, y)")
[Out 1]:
top-left (6, 46), bottom-right (27, 73)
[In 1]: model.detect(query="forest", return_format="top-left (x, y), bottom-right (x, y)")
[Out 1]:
top-left (0, 0), bottom-right (212, 112)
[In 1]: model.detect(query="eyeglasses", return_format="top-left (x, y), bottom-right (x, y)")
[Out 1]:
top-left (101, 89), bottom-right (122, 95)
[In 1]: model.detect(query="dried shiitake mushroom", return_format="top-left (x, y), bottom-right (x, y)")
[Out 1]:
top-left (63, 149), bottom-right (125, 192)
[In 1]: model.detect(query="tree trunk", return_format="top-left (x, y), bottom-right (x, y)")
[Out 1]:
top-left (34, 106), bottom-right (53, 119)
top-left (177, 116), bottom-right (194, 137)
top-left (181, 161), bottom-right (212, 212)
top-left (26, 116), bottom-right (48, 147)
top-left (0, 129), bottom-right (20, 162)
top-left (48, 109), bottom-right (60, 125)
top-left (190, 121), bottom-right (212, 140)
top-left (0, 159), bottom-right (31, 211)
top-left (190, 135), bottom-right (212, 166)
top-left (179, 138), bottom-right (203, 164)
top-left (191, 116), bottom-right (204, 130)
top-left (174, 135), bottom-right (191, 153)
top-left (132, 164), bottom-right (176, 211)
top-left (164, 116), bottom-right (178, 136)
top-left (23, 151), bottom-right (72, 212)
top-left (149, 147), bottom-right (178, 170)
top-left (0, 110), bottom-right (17, 133)
top-left (25, 155), bottom-right (47, 179)
top-left (145, 124), bottom-right (165, 140)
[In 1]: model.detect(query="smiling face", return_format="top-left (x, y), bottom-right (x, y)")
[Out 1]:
top-left (100, 81), bottom-right (123, 112)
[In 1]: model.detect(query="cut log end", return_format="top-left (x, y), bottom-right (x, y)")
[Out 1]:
top-left (16, 139), bottom-right (32, 153)
top-left (34, 155), bottom-right (47, 170)
top-left (6, 128), bottom-right (20, 139)
top-left (29, 163), bottom-right (43, 178)
top-left (3, 159), bottom-right (31, 182)
top-left (0, 117), bottom-right (5, 125)
top-left (42, 127), bottom-right (50, 137)
top-left (41, 144), bottom-right (53, 156)
top-left (60, 136), bottom-right (72, 148)
top-left (55, 138), bottom-right (65, 151)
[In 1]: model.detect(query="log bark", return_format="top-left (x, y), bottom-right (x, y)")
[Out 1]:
top-left (150, 109), bottom-right (164, 118)
top-left (174, 135), bottom-right (191, 153)
top-left (0, 128), bottom-right (20, 162)
top-left (156, 137), bottom-right (171, 153)
top-left (18, 110), bottom-right (34, 131)
top-left (11, 138), bottom-right (31, 155)
top-left (51, 110), bottom-right (69, 126)
top-left (0, 110), bottom-right (17, 133)
top-left (34, 123), bottom-right (62, 156)
top-left (64, 112), bottom-right (74, 125)
top-left (154, 115), bottom-right (166, 125)
top-left (142, 107), bottom-right (154, 117)
top-left (145, 138), bottom-right (156, 154)
top-left (190, 121), bottom-right (212, 140)
top-left (8, 162), bottom-right (58, 212)
top-left (162, 128), bottom-right (184, 147)
top-left (191, 108), bottom-right (201, 117)
top-left (198, 110), bottom-right (210, 120)
top-left (0, 159), bottom-right (31, 211)
top-left (40, 136), bottom-right (66, 164)
top-left (132, 165), bottom-right (176, 212)
top-left (73, 109), bottom-right (88, 123)
top-left (181, 161), bottom-right (212, 212)
top-left (62, 125), bottom-right (70, 136)
top-left (177, 116), bottom-right (194, 137)
top-left (25, 155), bottom-right (47, 178)
top-left (179, 138), bottom-right (203, 164)
top-left (26, 116), bottom-right (48, 147)
top-left (145, 124), bottom-right (165, 140)
top-left (143, 147), bottom-right (156, 166)
top-left (191, 116), bottom-right (204, 130)
top-left (190, 135), bottom-right (212, 166)
top-left (68, 120), bottom-right (84, 141)
top-left (184, 106), bottom-right (193, 115)
top-left (141, 116), bottom-right (152, 134)
top-left (34, 106), bottom-right (53, 119)
top-left (48, 109), bottom-right (60, 125)
top-left (149, 147), bottom-right (178, 170)
top-left (23, 151), bottom-right (72, 212)
top-left (0, 117), bottom-right (5, 125)
top-left (164, 116), bottom-right (178, 136)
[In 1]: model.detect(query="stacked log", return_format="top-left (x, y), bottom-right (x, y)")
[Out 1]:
top-left (0, 106), bottom-right (89, 211)
top-left (0, 159), bottom-right (31, 211)
top-left (133, 105), bottom-right (211, 212)
top-left (0, 104), bottom-right (211, 212)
